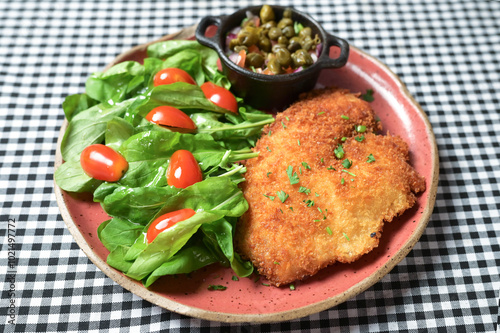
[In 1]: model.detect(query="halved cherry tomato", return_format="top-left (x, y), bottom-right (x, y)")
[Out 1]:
top-left (145, 106), bottom-right (196, 130)
top-left (80, 144), bottom-right (128, 182)
top-left (153, 68), bottom-right (196, 87)
top-left (167, 150), bottom-right (203, 189)
top-left (200, 82), bottom-right (238, 114)
top-left (146, 208), bottom-right (196, 243)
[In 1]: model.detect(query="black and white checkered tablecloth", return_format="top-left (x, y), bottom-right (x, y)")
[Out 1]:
top-left (1, 0), bottom-right (499, 332)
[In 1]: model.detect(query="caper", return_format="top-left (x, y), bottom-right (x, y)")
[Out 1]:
top-left (238, 30), bottom-right (259, 46)
top-left (283, 8), bottom-right (292, 19)
top-left (260, 5), bottom-right (275, 24)
top-left (277, 18), bottom-right (293, 30)
top-left (275, 47), bottom-right (291, 67)
top-left (298, 27), bottom-right (312, 39)
top-left (287, 36), bottom-right (302, 52)
top-left (258, 37), bottom-right (272, 52)
top-left (268, 26), bottom-right (282, 40)
top-left (292, 49), bottom-right (313, 67)
top-left (229, 38), bottom-right (240, 50)
top-left (272, 43), bottom-right (286, 53)
top-left (282, 25), bottom-right (295, 38)
top-left (246, 52), bottom-right (265, 68)
top-left (267, 58), bottom-right (283, 74)
top-left (301, 39), bottom-right (314, 51)
top-left (277, 35), bottom-right (288, 46)
top-left (233, 45), bottom-right (248, 53)
top-left (261, 21), bottom-right (277, 30)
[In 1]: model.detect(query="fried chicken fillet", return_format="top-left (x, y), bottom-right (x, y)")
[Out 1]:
top-left (236, 87), bottom-right (426, 286)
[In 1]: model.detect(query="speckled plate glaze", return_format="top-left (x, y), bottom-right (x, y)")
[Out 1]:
top-left (54, 25), bottom-right (439, 323)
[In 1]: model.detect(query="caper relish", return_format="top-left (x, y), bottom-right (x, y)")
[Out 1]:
top-left (226, 5), bottom-right (321, 75)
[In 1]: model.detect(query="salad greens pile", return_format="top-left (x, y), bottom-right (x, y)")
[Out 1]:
top-left (55, 40), bottom-right (274, 287)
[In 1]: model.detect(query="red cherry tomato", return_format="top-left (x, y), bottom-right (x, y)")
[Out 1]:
top-left (200, 82), bottom-right (238, 114)
top-left (146, 208), bottom-right (196, 243)
top-left (80, 144), bottom-right (128, 182)
top-left (153, 68), bottom-right (196, 87)
top-left (145, 106), bottom-right (196, 130)
top-left (167, 150), bottom-right (203, 189)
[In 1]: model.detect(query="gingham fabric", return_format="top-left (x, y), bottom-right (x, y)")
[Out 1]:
top-left (1, 0), bottom-right (499, 332)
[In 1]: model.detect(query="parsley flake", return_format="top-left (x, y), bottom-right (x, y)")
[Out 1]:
top-left (208, 285), bottom-right (227, 291)
top-left (343, 233), bottom-right (350, 241)
top-left (304, 199), bottom-right (315, 207)
top-left (367, 154), bottom-right (376, 163)
top-left (289, 206), bottom-right (294, 211)
top-left (361, 89), bottom-right (374, 102)
top-left (290, 284), bottom-right (296, 291)
top-left (334, 145), bottom-right (344, 159)
top-left (315, 192), bottom-right (320, 197)
top-left (297, 139), bottom-right (301, 146)
top-left (266, 172), bottom-right (272, 177)
top-left (232, 276), bottom-right (239, 281)
top-left (277, 191), bottom-right (289, 203)
top-left (286, 165), bottom-right (300, 185)
top-left (263, 194), bottom-right (275, 201)
top-left (266, 146), bottom-right (272, 152)
top-left (341, 178), bottom-right (345, 185)
top-left (341, 115), bottom-right (350, 120)
top-left (341, 137), bottom-right (347, 142)
top-left (317, 111), bottom-right (325, 115)
top-left (301, 162), bottom-right (311, 170)
top-left (281, 121), bottom-right (287, 129)
top-left (355, 135), bottom-right (365, 142)
top-left (327, 166), bottom-right (336, 171)
top-left (298, 186), bottom-right (311, 194)
top-left (326, 226), bottom-right (333, 235)
top-left (342, 159), bottom-right (352, 169)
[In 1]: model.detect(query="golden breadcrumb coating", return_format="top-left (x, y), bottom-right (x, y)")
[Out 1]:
top-left (236, 87), bottom-right (425, 286)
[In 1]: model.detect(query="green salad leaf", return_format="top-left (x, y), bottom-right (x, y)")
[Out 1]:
top-left (56, 40), bottom-right (271, 286)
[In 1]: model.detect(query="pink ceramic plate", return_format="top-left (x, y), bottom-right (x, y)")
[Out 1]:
top-left (54, 25), bottom-right (439, 323)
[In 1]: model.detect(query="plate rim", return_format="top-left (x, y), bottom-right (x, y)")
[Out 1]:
top-left (53, 24), bottom-right (439, 323)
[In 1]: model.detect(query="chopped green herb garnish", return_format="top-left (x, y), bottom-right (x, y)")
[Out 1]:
top-left (268, 130), bottom-right (272, 136)
top-left (343, 233), bottom-right (350, 241)
top-left (289, 284), bottom-right (296, 291)
top-left (326, 226), bottom-right (333, 235)
top-left (304, 199), bottom-right (315, 207)
top-left (361, 89), bottom-right (374, 102)
top-left (334, 145), bottom-right (344, 159)
top-left (289, 206), bottom-right (294, 211)
top-left (342, 170), bottom-right (356, 177)
top-left (262, 283), bottom-right (270, 287)
top-left (266, 172), bottom-right (272, 177)
top-left (341, 115), bottom-right (350, 120)
top-left (232, 276), bottom-right (239, 281)
top-left (320, 158), bottom-right (324, 164)
top-left (315, 192), bottom-right (320, 197)
top-left (285, 116), bottom-right (290, 121)
top-left (298, 186), bottom-right (311, 194)
top-left (263, 194), bottom-right (275, 201)
top-left (286, 165), bottom-right (300, 185)
top-left (273, 261), bottom-right (280, 265)
top-left (301, 162), bottom-right (311, 170)
top-left (297, 139), bottom-right (301, 146)
top-left (342, 159), bottom-right (352, 169)
top-left (279, 208), bottom-right (284, 213)
top-left (327, 166), bottom-right (336, 171)
top-left (317, 207), bottom-right (323, 213)
top-left (281, 121), bottom-right (287, 129)
top-left (313, 219), bottom-right (321, 222)
top-left (355, 135), bottom-right (365, 142)
top-left (299, 166), bottom-right (302, 175)
top-left (317, 111), bottom-right (325, 115)
top-left (266, 146), bottom-right (271, 152)
top-left (277, 190), bottom-right (289, 203)
top-left (341, 178), bottom-right (345, 185)
top-left (341, 137), bottom-right (347, 142)
top-left (356, 125), bottom-right (367, 133)
top-left (208, 285), bottom-right (227, 291)
top-left (293, 21), bottom-right (304, 34)
top-left (367, 154), bottom-right (376, 163)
